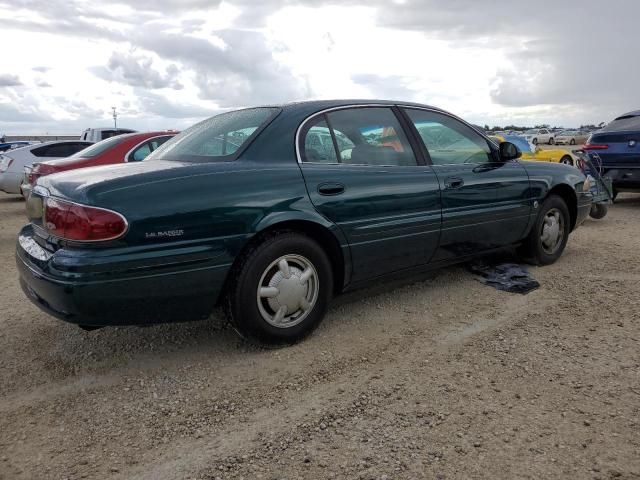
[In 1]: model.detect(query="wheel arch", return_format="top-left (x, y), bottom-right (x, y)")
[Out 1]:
top-left (547, 183), bottom-right (578, 231)
top-left (222, 213), bottom-right (349, 301)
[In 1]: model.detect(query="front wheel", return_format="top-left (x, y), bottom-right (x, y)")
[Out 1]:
top-left (519, 195), bottom-right (571, 265)
top-left (225, 232), bottom-right (333, 346)
top-left (570, 139), bottom-right (576, 145)
top-left (589, 203), bottom-right (608, 219)
top-left (548, 137), bottom-right (554, 145)
top-left (532, 138), bottom-right (538, 145)
top-left (560, 155), bottom-right (573, 166)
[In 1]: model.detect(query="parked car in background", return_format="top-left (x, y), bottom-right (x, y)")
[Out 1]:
top-left (0, 141), bottom-right (39, 152)
top-left (0, 140), bottom-right (92, 195)
top-left (24, 131), bottom-right (177, 196)
top-left (489, 134), bottom-right (575, 165)
top-left (524, 128), bottom-right (555, 145)
top-left (583, 110), bottom-right (640, 198)
top-left (17, 100), bottom-right (591, 345)
top-left (80, 127), bottom-right (137, 143)
top-left (554, 130), bottom-right (588, 145)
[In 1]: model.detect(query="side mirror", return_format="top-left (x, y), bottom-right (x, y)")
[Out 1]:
top-left (499, 141), bottom-right (521, 161)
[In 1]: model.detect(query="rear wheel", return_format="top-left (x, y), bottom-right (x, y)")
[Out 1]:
top-left (226, 232), bottom-right (333, 346)
top-left (519, 195), bottom-right (571, 265)
top-left (560, 155), bottom-right (573, 166)
top-left (570, 138), bottom-right (576, 145)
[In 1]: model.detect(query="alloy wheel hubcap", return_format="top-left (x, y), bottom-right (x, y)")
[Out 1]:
top-left (540, 208), bottom-right (564, 254)
top-left (257, 254), bottom-right (319, 328)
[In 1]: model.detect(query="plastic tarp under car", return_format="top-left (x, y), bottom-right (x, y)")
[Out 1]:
top-left (467, 261), bottom-right (540, 295)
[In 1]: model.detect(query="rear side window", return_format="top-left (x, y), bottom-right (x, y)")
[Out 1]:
top-left (149, 108), bottom-right (279, 163)
top-left (128, 135), bottom-right (173, 162)
top-left (31, 143), bottom-right (80, 158)
top-left (69, 135), bottom-right (128, 159)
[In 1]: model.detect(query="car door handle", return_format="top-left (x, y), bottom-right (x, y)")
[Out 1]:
top-left (318, 182), bottom-right (345, 196)
top-left (444, 177), bottom-right (464, 189)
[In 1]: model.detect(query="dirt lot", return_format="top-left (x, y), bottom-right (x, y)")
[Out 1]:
top-left (1, 188), bottom-right (639, 480)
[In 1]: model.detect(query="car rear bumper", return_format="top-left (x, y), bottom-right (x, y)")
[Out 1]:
top-left (0, 171), bottom-right (21, 194)
top-left (16, 226), bottom-right (232, 326)
top-left (603, 167), bottom-right (640, 190)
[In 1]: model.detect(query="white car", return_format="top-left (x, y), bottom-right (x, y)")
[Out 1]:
top-left (523, 128), bottom-right (555, 145)
top-left (0, 140), bottom-right (92, 195)
top-left (80, 127), bottom-right (136, 143)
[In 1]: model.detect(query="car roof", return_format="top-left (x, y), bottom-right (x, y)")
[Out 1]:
top-left (602, 110), bottom-right (640, 132)
top-left (263, 99), bottom-right (450, 116)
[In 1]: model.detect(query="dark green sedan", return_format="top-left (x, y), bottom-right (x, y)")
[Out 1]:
top-left (17, 100), bottom-right (592, 345)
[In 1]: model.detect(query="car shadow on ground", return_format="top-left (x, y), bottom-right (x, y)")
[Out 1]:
top-left (0, 195), bottom-right (24, 203)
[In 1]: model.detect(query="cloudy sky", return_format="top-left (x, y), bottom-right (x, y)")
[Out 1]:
top-left (0, 0), bottom-right (637, 134)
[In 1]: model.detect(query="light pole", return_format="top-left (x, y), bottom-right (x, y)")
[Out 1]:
top-left (111, 107), bottom-right (118, 129)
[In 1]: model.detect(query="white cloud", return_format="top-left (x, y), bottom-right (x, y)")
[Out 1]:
top-left (0, 0), bottom-right (637, 134)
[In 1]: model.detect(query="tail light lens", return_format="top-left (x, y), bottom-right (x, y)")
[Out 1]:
top-left (44, 197), bottom-right (127, 242)
top-left (582, 143), bottom-right (609, 150)
top-left (30, 163), bottom-right (59, 185)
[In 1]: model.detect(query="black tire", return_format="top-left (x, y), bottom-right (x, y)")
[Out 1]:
top-left (589, 203), bottom-right (608, 219)
top-left (560, 155), bottom-right (573, 166)
top-left (225, 232), bottom-right (333, 346)
top-left (548, 137), bottom-right (554, 145)
top-left (519, 195), bottom-right (571, 266)
top-left (611, 189), bottom-right (619, 202)
top-left (532, 138), bottom-right (538, 145)
top-left (570, 139), bottom-right (576, 145)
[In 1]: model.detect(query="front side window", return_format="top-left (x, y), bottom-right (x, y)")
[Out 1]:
top-left (301, 107), bottom-right (416, 166)
top-left (149, 108), bottom-right (279, 163)
top-left (404, 109), bottom-right (493, 165)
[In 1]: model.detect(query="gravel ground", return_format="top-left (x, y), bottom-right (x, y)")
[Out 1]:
top-left (0, 189), bottom-right (639, 480)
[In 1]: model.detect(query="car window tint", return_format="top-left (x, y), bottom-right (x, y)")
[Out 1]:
top-left (148, 108), bottom-right (279, 163)
top-left (131, 142), bottom-right (152, 162)
top-left (404, 109), bottom-right (492, 165)
top-left (324, 107), bottom-right (416, 166)
top-left (302, 117), bottom-right (339, 163)
top-left (149, 136), bottom-right (172, 150)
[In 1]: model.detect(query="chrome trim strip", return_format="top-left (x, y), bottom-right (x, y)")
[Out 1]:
top-left (294, 103), bottom-right (494, 165)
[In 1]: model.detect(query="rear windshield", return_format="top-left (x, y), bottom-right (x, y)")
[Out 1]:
top-left (148, 107), bottom-right (280, 163)
top-left (69, 135), bottom-right (128, 159)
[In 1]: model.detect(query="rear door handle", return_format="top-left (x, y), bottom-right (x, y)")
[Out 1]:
top-left (318, 182), bottom-right (345, 196)
top-left (444, 177), bottom-right (464, 189)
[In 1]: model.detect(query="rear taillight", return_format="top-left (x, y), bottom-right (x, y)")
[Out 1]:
top-left (30, 163), bottom-right (61, 185)
top-left (583, 143), bottom-right (608, 150)
top-left (43, 197), bottom-right (127, 242)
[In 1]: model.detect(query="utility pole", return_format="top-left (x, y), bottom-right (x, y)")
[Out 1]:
top-left (112, 107), bottom-right (118, 129)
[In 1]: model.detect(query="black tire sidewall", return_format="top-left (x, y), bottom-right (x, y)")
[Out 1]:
top-left (228, 233), bottom-right (333, 345)
top-left (525, 195), bottom-right (571, 265)
top-left (531, 195), bottom-right (571, 265)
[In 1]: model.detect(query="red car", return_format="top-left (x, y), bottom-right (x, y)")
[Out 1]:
top-left (25, 131), bottom-right (177, 192)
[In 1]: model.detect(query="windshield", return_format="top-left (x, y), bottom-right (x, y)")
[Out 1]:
top-left (148, 107), bottom-right (280, 163)
top-left (69, 135), bottom-right (128, 159)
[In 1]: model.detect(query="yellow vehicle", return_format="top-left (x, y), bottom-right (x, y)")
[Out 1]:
top-left (489, 134), bottom-right (575, 166)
